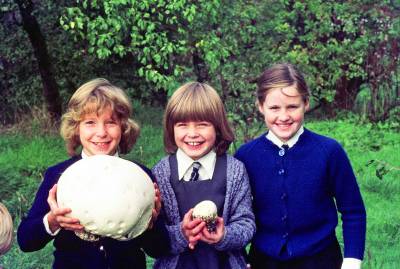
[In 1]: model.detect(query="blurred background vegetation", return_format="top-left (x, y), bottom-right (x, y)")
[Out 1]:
top-left (0, 0), bottom-right (399, 268)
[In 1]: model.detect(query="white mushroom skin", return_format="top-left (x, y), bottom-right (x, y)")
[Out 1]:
top-left (57, 155), bottom-right (155, 241)
top-left (192, 200), bottom-right (218, 232)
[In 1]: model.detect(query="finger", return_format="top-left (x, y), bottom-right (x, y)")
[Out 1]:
top-left (56, 215), bottom-right (81, 225)
top-left (47, 184), bottom-right (59, 210)
top-left (52, 207), bottom-right (72, 217)
top-left (190, 221), bottom-right (206, 235)
top-left (189, 233), bottom-right (201, 243)
top-left (61, 223), bottom-right (84, 231)
top-left (183, 208), bottom-right (194, 222)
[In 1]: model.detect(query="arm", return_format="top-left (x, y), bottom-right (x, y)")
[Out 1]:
top-left (329, 142), bottom-right (366, 261)
top-left (151, 159), bottom-right (192, 255)
top-left (17, 168), bottom-right (57, 252)
top-left (17, 165), bottom-right (83, 252)
top-left (214, 159), bottom-right (256, 251)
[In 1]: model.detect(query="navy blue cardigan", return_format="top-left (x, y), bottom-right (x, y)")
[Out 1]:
top-left (17, 156), bottom-right (169, 269)
top-left (235, 128), bottom-right (366, 260)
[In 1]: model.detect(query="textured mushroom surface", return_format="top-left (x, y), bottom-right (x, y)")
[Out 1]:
top-left (192, 200), bottom-right (218, 232)
top-left (57, 155), bottom-right (154, 241)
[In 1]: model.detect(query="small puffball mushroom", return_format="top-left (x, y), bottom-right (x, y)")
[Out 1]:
top-left (57, 155), bottom-right (155, 241)
top-left (192, 200), bottom-right (218, 232)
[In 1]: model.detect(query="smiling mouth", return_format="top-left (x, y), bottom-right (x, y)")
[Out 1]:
top-left (92, 142), bottom-right (110, 146)
top-left (276, 123), bottom-right (292, 128)
top-left (185, 141), bottom-right (203, 146)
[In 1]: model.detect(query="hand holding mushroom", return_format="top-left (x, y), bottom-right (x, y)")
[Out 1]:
top-left (47, 184), bottom-right (83, 233)
top-left (147, 182), bottom-right (162, 230)
top-left (181, 208), bottom-right (206, 249)
top-left (198, 216), bottom-right (225, 244)
top-left (192, 200), bottom-right (225, 245)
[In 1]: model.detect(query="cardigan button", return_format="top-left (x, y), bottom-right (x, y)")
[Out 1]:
top-left (278, 149), bottom-right (285, 156)
top-left (281, 193), bottom-right (287, 200)
top-left (283, 232), bottom-right (289, 239)
top-left (281, 215), bottom-right (287, 221)
top-left (278, 169), bottom-right (285, 175)
top-left (99, 245), bottom-right (104, 252)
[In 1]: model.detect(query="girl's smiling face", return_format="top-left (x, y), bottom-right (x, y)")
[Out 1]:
top-left (79, 107), bottom-right (122, 156)
top-left (258, 86), bottom-right (309, 143)
top-left (174, 121), bottom-right (216, 160)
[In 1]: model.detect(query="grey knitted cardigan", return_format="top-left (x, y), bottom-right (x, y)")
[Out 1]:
top-left (152, 154), bottom-right (255, 269)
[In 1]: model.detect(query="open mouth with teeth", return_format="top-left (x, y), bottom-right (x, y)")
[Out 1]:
top-left (185, 141), bottom-right (203, 146)
top-left (92, 142), bottom-right (111, 149)
top-left (276, 123), bottom-right (293, 129)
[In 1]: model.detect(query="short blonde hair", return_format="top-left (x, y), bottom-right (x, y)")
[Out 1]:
top-left (0, 203), bottom-right (13, 256)
top-left (60, 78), bottom-right (140, 156)
top-left (256, 63), bottom-right (310, 105)
top-left (163, 82), bottom-right (234, 155)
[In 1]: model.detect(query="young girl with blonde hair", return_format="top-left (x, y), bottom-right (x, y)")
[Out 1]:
top-left (17, 78), bottom-right (169, 269)
top-left (152, 82), bottom-right (255, 269)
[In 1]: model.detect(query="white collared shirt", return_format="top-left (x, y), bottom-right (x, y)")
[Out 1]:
top-left (266, 126), bottom-right (304, 148)
top-left (176, 148), bottom-right (216, 181)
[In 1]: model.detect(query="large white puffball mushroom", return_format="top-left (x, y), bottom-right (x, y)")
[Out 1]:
top-left (192, 200), bottom-right (218, 232)
top-left (57, 155), bottom-right (155, 241)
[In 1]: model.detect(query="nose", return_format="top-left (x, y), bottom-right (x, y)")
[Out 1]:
top-left (278, 110), bottom-right (290, 121)
top-left (187, 126), bottom-right (199, 138)
top-left (95, 123), bottom-right (107, 137)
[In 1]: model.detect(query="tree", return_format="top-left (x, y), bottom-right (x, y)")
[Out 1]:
top-left (59, 0), bottom-right (220, 101)
top-left (16, 0), bottom-right (62, 121)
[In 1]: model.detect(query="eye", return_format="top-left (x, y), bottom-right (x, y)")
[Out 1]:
top-left (198, 121), bottom-right (211, 127)
top-left (175, 122), bottom-right (187, 128)
top-left (83, 120), bottom-right (95, 125)
top-left (268, 106), bottom-right (280, 111)
top-left (106, 119), bottom-right (118, 125)
top-left (287, 105), bottom-right (299, 110)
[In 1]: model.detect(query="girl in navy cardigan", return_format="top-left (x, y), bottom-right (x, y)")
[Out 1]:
top-left (17, 78), bottom-right (169, 269)
top-left (235, 64), bottom-right (366, 269)
top-left (152, 82), bottom-right (255, 269)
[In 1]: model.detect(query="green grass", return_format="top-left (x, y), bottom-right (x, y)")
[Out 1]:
top-left (1, 110), bottom-right (399, 268)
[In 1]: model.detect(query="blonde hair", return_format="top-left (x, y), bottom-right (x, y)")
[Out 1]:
top-left (0, 203), bottom-right (13, 256)
top-left (60, 78), bottom-right (140, 156)
top-left (256, 63), bottom-right (310, 104)
top-left (163, 82), bottom-right (234, 155)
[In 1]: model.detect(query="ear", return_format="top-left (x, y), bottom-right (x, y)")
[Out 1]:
top-left (304, 98), bottom-right (310, 112)
top-left (257, 100), bottom-right (265, 115)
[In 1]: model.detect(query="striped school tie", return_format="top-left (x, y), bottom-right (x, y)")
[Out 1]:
top-left (189, 162), bottom-right (201, 181)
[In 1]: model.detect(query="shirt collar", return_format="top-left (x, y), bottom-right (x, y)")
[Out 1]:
top-left (81, 151), bottom-right (119, 159)
top-left (176, 148), bottom-right (216, 180)
top-left (266, 126), bottom-right (304, 148)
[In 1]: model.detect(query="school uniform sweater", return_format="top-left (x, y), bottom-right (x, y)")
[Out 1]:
top-left (17, 156), bottom-right (169, 269)
top-left (235, 128), bottom-right (366, 261)
top-left (152, 154), bottom-right (255, 269)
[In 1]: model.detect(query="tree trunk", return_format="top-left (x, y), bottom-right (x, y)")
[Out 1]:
top-left (333, 76), bottom-right (363, 110)
top-left (192, 47), bottom-right (210, 83)
top-left (16, 0), bottom-right (61, 122)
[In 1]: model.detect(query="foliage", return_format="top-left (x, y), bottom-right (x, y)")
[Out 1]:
top-left (59, 0), bottom-right (220, 98)
top-left (1, 0), bottom-right (398, 125)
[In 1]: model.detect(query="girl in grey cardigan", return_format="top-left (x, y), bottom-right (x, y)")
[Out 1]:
top-left (152, 82), bottom-right (255, 269)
